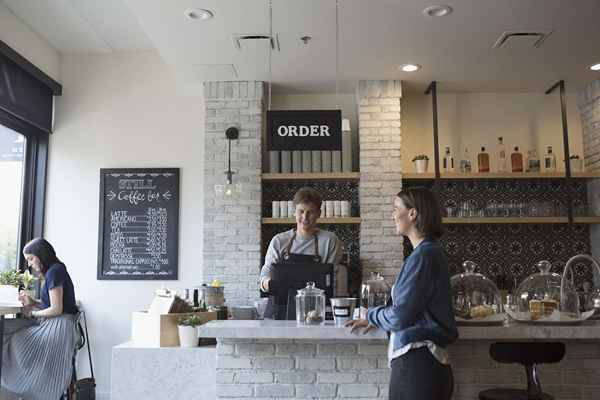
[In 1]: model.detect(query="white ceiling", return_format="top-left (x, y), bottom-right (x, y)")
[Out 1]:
top-left (3, 0), bottom-right (600, 93)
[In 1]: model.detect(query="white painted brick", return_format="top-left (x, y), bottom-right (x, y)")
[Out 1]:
top-left (216, 371), bottom-right (235, 383)
top-left (254, 384), bottom-right (294, 397)
top-left (338, 384), bottom-right (379, 397)
top-left (215, 384), bottom-right (253, 397)
top-left (217, 357), bottom-right (253, 369)
top-left (254, 357), bottom-right (295, 370)
top-left (336, 357), bottom-right (377, 370)
top-left (297, 358), bottom-right (336, 370)
top-left (276, 371), bottom-right (316, 384)
top-left (358, 344), bottom-right (388, 355)
top-left (317, 372), bottom-right (357, 383)
top-left (295, 384), bottom-right (336, 398)
top-left (359, 371), bottom-right (390, 383)
top-left (276, 343), bottom-right (316, 356)
top-left (235, 371), bottom-right (273, 383)
top-left (317, 343), bottom-right (357, 356)
top-left (236, 344), bottom-right (275, 356)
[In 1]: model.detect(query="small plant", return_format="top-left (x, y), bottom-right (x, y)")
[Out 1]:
top-left (178, 314), bottom-right (203, 327)
top-left (21, 270), bottom-right (36, 290)
top-left (412, 154), bottom-right (429, 162)
top-left (0, 268), bottom-right (21, 287)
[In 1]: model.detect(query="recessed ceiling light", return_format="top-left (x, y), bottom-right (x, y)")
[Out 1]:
top-left (400, 64), bottom-right (421, 72)
top-left (184, 8), bottom-right (214, 20)
top-left (590, 63), bottom-right (600, 71)
top-left (422, 5), bottom-right (453, 17)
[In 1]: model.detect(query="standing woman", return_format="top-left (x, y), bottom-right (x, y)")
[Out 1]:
top-left (2, 238), bottom-right (79, 400)
top-left (347, 187), bottom-right (458, 400)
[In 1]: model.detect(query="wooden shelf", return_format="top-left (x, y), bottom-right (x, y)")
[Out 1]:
top-left (262, 172), bottom-right (360, 181)
top-left (403, 173), bottom-right (435, 179)
top-left (262, 217), bottom-right (361, 224)
top-left (571, 171), bottom-right (600, 179)
top-left (403, 171), bottom-right (600, 180)
top-left (443, 217), bottom-right (569, 224)
top-left (572, 216), bottom-right (600, 224)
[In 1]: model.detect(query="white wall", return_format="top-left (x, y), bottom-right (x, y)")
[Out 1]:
top-left (47, 51), bottom-right (205, 398)
top-left (0, 2), bottom-right (61, 81)
top-left (402, 92), bottom-right (584, 172)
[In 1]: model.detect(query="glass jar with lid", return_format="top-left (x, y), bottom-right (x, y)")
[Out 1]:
top-left (359, 272), bottom-right (391, 319)
top-left (514, 260), bottom-right (580, 319)
top-left (450, 261), bottom-right (503, 320)
top-left (295, 282), bottom-right (326, 325)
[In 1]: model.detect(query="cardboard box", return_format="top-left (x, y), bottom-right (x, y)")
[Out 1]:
top-left (131, 311), bottom-right (217, 347)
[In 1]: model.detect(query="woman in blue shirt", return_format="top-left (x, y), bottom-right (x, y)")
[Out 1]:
top-left (347, 187), bottom-right (458, 400)
top-left (2, 238), bottom-right (79, 400)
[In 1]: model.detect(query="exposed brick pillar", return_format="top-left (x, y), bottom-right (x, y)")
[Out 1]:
top-left (203, 81), bottom-right (265, 306)
top-left (357, 80), bottom-right (403, 283)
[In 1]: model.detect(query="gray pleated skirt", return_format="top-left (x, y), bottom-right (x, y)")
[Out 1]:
top-left (2, 314), bottom-right (77, 400)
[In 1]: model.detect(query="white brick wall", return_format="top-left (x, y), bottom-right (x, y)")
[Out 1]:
top-left (577, 80), bottom-right (600, 268)
top-left (357, 80), bottom-right (404, 283)
top-left (203, 81), bottom-right (265, 306)
top-left (215, 339), bottom-right (600, 399)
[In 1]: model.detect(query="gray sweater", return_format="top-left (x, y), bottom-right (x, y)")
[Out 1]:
top-left (260, 229), bottom-right (347, 296)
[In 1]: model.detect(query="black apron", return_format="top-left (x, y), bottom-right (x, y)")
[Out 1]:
top-left (264, 231), bottom-right (321, 320)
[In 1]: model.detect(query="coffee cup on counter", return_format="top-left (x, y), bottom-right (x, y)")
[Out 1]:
top-left (330, 297), bottom-right (357, 327)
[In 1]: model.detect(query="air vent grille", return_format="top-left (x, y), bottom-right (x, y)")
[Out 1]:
top-left (232, 34), bottom-right (280, 51)
top-left (493, 30), bottom-right (553, 49)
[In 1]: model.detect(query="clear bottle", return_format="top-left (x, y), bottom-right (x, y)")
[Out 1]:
top-left (496, 137), bottom-right (507, 172)
top-left (460, 147), bottom-right (472, 174)
top-left (511, 146), bottom-right (523, 172)
top-left (443, 146), bottom-right (454, 172)
top-left (527, 149), bottom-right (540, 172)
top-left (477, 147), bottom-right (490, 173)
top-left (544, 146), bottom-right (557, 172)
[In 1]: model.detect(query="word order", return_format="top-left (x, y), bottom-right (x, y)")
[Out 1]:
top-left (277, 125), bottom-right (331, 137)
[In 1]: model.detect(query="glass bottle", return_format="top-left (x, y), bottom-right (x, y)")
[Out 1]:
top-left (496, 137), bottom-right (507, 172)
top-left (443, 146), bottom-right (454, 172)
top-left (477, 147), bottom-right (490, 173)
top-left (544, 146), bottom-right (557, 172)
top-left (527, 149), bottom-right (540, 172)
top-left (460, 147), bottom-right (472, 173)
top-left (511, 146), bottom-right (523, 172)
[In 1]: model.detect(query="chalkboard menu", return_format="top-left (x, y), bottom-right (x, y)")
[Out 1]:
top-left (97, 168), bottom-right (179, 280)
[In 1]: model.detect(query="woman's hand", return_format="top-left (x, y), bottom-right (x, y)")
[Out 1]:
top-left (345, 318), bottom-right (377, 334)
top-left (18, 290), bottom-right (34, 306)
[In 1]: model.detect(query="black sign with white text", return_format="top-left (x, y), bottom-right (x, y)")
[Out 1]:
top-left (267, 110), bottom-right (342, 151)
top-left (97, 168), bottom-right (179, 280)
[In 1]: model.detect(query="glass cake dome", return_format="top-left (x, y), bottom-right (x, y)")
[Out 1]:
top-left (450, 261), bottom-right (503, 320)
top-left (514, 260), bottom-right (580, 319)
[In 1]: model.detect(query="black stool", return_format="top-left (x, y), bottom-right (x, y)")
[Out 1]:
top-left (479, 342), bottom-right (565, 400)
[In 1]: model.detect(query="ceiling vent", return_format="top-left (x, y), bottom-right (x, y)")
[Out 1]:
top-left (492, 30), bottom-right (553, 49)
top-left (232, 34), bottom-right (280, 51)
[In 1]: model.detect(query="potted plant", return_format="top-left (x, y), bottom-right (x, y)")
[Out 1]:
top-left (0, 268), bottom-right (21, 303)
top-left (21, 270), bottom-right (37, 300)
top-left (568, 155), bottom-right (583, 172)
top-left (177, 315), bottom-right (202, 347)
top-left (412, 154), bottom-right (430, 173)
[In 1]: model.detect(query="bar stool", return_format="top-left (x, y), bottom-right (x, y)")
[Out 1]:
top-left (479, 342), bottom-right (565, 400)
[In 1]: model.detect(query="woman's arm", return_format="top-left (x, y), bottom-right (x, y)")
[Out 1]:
top-left (367, 254), bottom-right (435, 332)
top-left (32, 287), bottom-right (63, 318)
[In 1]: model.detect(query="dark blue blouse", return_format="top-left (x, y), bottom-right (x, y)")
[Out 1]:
top-left (40, 263), bottom-right (78, 315)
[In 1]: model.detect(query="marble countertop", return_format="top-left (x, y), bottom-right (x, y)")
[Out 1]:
top-left (198, 319), bottom-right (600, 340)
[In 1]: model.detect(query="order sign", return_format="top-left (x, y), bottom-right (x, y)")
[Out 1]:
top-left (267, 110), bottom-right (342, 151)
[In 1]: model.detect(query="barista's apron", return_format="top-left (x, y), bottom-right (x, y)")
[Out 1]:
top-left (265, 231), bottom-right (321, 320)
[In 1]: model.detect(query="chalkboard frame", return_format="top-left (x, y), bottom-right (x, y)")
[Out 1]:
top-left (97, 168), bottom-right (180, 280)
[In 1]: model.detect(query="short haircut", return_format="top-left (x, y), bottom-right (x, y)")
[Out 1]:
top-left (293, 187), bottom-right (323, 209)
top-left (396, 186), bottom-right (443, 239)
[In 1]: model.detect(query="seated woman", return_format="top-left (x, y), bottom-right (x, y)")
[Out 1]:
top-left (2, 238), bottom-right (78, 400)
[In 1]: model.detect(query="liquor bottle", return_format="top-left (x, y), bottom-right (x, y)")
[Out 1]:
top-left (527, 149), bottom-right (540, 173)
top-left (511, 146), bottom-right (523, 172)
top-left (544, 146), bottom-right (557, 172)
top-left (496, 137), bottom-right (507, 172)
top-left (478, 147), bottom-right (490, 173)
top-left (460, 147), bottom-right (472, 173)
top-left (443, 146), bottom-right (454, 172)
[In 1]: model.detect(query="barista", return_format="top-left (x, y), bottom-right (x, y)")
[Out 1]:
top-left (260, 187), bottom-right (347, 303)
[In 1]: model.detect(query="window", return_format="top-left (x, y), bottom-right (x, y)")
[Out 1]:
top-left (0, 124), bottom-right (25, 270)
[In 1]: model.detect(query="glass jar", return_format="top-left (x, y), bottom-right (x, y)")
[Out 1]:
top-left (359, 272), bottom-right (391, 319)
top-left (450, 261), bottom-right (503, 319)
top-left (295, 282), bottom-right (326, 325)
top-left (514, 260), bottom-right (580, 319)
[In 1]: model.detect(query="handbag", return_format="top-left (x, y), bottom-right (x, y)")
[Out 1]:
top-left (70, 311), bottom-right (96, 400)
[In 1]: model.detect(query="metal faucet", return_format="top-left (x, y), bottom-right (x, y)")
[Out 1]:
top-left (561, 254), bottom-right (600, 311)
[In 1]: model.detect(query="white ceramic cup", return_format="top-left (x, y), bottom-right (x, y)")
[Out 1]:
top-left (341, 201), bottom-right (351, 217)
top-left (287, 201), bottom-right (295, 217)
top-left (279, 201), bottom-right (288, 218)
top-left (333, 200), bottom-right (341, 217)
top-left (325, 200), bottom-right (334, 218)
top-left (272, 201), bottom-right (280, 218)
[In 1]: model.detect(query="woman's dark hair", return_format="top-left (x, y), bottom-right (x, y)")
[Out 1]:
top-left (396, 186), bottom-right (443, 239)
top-left (293, 187), bottom-right (323, 209)
top-left (22, 238), bottom-right (61, 274)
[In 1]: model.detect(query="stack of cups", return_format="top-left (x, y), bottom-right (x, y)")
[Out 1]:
top-left (272, 201), bottom-right (295, 218)
top-left (322, 200), bottom-right (351, 218)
